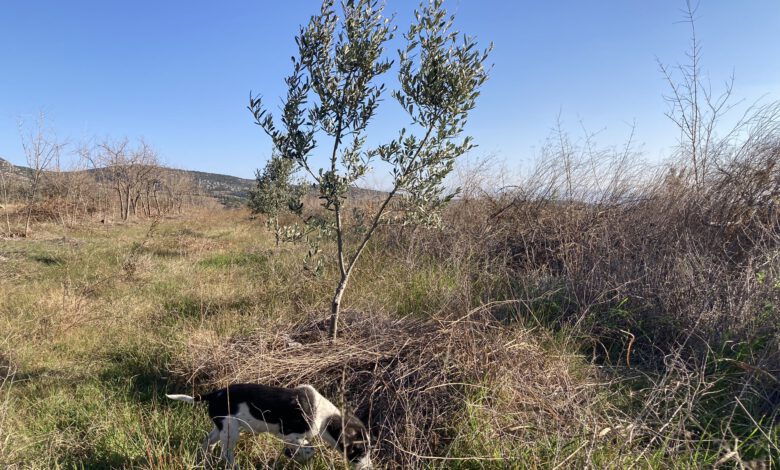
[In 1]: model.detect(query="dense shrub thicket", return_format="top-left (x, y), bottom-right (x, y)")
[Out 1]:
top-left (384, 103), bottom-right (780, 463)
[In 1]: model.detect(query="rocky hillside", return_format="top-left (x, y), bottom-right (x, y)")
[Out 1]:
top-left (178, 169), bottom-right (255, 207)
top-left (0, 157), bottom-right (255, 206)
top-left (0, 157), bottom-right (32, 181)
top-left (0, 158), bottom-right (384, 207)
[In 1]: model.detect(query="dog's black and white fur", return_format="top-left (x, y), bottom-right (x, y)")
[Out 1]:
top-left (166, 383), bottom-right (371, 469)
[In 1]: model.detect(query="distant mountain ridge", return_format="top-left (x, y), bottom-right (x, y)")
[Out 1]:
top-left (0, 158), bottom-right (385, 206)
top-left (0, 157), bottom-right (33, 181)
top-left (0, 156), bottom-right (255, 204)
top-left (177, 168), bottom-right (255, 206)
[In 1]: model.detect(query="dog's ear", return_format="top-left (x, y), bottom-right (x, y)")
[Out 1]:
top-left (342, 417), bottom-right (371, 464)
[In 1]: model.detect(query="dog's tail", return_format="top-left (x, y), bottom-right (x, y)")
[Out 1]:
top-left (165, 394), bottom-right (201, 404)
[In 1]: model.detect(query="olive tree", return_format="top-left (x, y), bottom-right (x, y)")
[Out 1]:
top-left (250, 0), bottom-right (491, 339)
top-left (248, 152), bottom-right (305, 245)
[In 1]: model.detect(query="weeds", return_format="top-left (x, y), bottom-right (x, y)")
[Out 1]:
top-left (2, 144), bottom-right (778, 469)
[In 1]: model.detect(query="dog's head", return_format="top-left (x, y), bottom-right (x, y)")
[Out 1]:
top-left (326, 414), bottom-right (372, 469)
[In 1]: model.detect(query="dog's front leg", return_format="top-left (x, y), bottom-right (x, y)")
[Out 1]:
top-left (197, 426), bottom-right (220, 466)
top-left (219, 422), bottom-right (240, 468)
top-left (201, 426), bottom-right (220, 454)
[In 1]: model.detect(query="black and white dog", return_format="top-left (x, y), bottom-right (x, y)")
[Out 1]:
top-left (166, 383), bottom-right (371, 469)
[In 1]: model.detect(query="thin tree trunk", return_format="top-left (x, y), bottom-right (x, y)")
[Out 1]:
top-left (327, 123), bottom-right (436, 340)
top-left (329, 273), bottom-right (350, 340)
top-left (153, 190), bottom-right (161, 216)
top-left (24, 207), bottom-right (32, 237)
top-left (2, 201), bottom-right (9, 235)
top-left (116, 188), bottom-right (124, 221)
top-left (24, 174), bottom-right (41, 237)
top-left (327, 120), bottom-right (348, 340)
top-left (131, 194), bottom-right (140, 217)
top-left (124, 188), bottom-right (131, 220)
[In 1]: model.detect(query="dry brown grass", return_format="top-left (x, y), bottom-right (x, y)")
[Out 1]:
top-left (391, 104), bottom-right (780, 465)
top-left (172, 306), bottom-right (612, 467)
top-left (0, 334), bottom-right (20, 468)
top-left (2, 102), bottom-right (778, 468)
top-left (2, 189), bottom-right (775, 467)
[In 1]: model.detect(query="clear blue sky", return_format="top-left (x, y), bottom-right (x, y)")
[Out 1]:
top-left (1, 1), bottom-right (779, 180)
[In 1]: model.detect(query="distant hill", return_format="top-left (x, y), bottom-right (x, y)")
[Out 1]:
top-left (157, 169), bottom-right (387, 206)
top-left (0, 157), bottom-right (255, 205)
top-left (0, 158), bottom-right (385, 207)
top-left (0, 157), bottom-right (33, 181)
top-left (177, 169), bottom-right (256, 207)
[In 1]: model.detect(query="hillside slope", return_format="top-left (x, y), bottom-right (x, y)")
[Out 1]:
top-left (0, 158), bottom-right (384, 206)
top-left (0, 157), bottom-right (255, 205)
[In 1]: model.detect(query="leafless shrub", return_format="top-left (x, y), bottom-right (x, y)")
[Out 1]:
top-left (89, 138), bottom-right (162, 221)
top-left (375, 78), bottom-right (780, 460)
top-left (39, 145), bottom-right (99, 227)
top-left (74, 138), bottom-right (198, 222)
top-left (409, 100), bottom-right (780, 462)
top-left (1, 133), bottom-right (199, 233)
top-left (18, 113), bottom-right (67, 236)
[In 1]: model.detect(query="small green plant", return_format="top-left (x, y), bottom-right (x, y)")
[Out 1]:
top-left (248, 152), bottom-right (306, 245)
top-left (250, 0), bottom-right (491, 338)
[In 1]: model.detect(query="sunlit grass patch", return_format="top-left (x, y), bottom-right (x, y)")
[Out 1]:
top-left (16, 379), bottom-right (206, 469)
top-left (3, 208), bottom-right (774, 468)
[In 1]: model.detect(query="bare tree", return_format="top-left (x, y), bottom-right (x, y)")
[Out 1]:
top-left (68, 147), bottom-right (99, 222)
top-left (18, 113), bottom-right (66, 236)
top-left (160, 169), bottom-right (195, 215)
top-left (94, 138), bottom-right (160, 221)
top-left (40, 142), bottom-right (96, 227)
top-left (658, 0), bottom-right (737, 189)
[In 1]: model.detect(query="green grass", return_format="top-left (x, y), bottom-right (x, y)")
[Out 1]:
top-left (0, 212), bottom-right (357, 468)
top-left (199, 251), bottom-right (268, 269)
top-left (1, 211), bottom-right (776, 469)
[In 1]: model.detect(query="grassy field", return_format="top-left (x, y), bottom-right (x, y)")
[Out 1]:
top-left (0, 208), bottom-right (776, 469)
top-left (0, 210), bottom-right (334, 469)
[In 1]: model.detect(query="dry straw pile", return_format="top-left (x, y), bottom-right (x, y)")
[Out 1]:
top-left (173, 307), bottom-right (612, 467)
